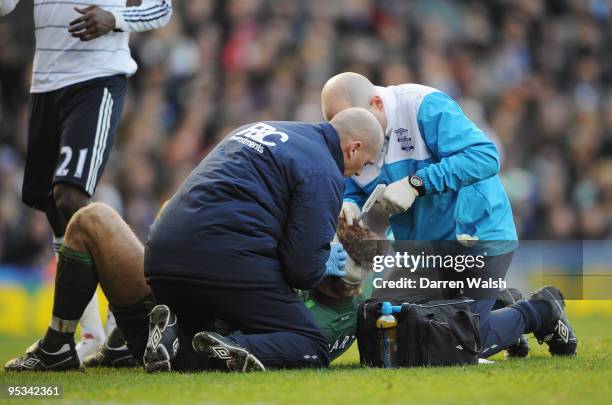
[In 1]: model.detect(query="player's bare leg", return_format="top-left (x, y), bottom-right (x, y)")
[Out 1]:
top-left (5, 203), bottom-right (155, 371)
top-left (66, 202), bottom-right (153, 354)
top-left (64, 202), bottom-right (149, 305)
top-left (47, 183), bottom-right (90, 254)
top-left (86, 199), bottom-right (174, 369)
top-left (44, 197), bottom-right (68, 252)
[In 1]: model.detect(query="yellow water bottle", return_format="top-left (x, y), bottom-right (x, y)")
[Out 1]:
top-left (376, 301), bottom-right (398, 368)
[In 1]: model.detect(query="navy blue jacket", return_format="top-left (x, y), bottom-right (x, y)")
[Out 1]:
top-left (144, 121), bottom-right (345, 289)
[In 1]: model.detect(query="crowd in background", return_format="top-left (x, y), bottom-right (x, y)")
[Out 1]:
top-left (1, 0), bottom-right (611, 267)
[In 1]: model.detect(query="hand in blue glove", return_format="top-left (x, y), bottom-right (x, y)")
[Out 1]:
top-left (324, 242), bottom-right (348, 277)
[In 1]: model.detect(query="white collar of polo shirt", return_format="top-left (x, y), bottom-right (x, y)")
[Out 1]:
top-left (374, 85), bottom-right (398, 136)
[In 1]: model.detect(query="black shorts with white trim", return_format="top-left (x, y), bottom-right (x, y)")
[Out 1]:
top-left (22, 74), bottom-right (126, 210)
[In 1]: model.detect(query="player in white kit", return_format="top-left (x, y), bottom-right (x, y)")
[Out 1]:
top-left (0, 0), bottom-right (172, 363)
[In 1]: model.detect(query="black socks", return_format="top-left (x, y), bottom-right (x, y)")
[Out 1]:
top-left (52, 246), bottom-right (98, 321)
top-left (110, 293), bottom-right (156, 360)
top-left (106, 326), bottom-right (127, 349)
top-left (41, 327), bottom-right (74, 353)
top-left (41, 246), bottom-right (98, 352)
top-left (513, 299), bottom-right (553, 334)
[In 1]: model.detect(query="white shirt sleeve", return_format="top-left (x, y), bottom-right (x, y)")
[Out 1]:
top-left (111, 0), bottom-right (172, 33)
top-left (0, 0), bottom-right (20, 17)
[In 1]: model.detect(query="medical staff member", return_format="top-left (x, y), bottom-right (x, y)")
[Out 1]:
top-left (320, 73), bottom-right (577, 358)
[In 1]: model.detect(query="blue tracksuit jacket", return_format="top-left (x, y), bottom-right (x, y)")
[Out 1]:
top-left (144, 121), bottom-right (344, 289)
top-left (344, 85), bottom-right (518, 255)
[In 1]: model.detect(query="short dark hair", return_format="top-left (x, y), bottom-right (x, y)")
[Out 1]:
top-left (336, 216), bottom-right (380, 268)
top-left (317, 217), bottom-right (386, 298)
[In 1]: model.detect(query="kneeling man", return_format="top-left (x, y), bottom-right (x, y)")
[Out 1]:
top-left (5, 108), bottom-right (383, 372)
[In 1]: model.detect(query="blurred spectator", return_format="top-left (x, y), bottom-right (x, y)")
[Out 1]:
top-left (1, 0), bottom-right (611, 265)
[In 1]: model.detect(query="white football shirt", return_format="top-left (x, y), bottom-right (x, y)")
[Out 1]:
top-left (0, 0), bottom-right (172, 93)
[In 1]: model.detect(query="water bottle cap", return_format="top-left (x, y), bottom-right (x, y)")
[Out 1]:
top-left (381, 301), bottom-right (392, 315)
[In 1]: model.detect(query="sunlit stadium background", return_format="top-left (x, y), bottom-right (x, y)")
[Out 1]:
top-left (1, 0), bottom-right (611, 338)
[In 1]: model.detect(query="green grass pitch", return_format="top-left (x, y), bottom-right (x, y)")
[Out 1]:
top-left (1, 315), bottom-right (611, 405)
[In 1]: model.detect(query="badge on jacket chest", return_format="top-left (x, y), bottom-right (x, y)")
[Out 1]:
top-left (394, 128), bottom-right (414, 151)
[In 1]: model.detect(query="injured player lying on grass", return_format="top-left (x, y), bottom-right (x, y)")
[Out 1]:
top-left (4, 202), bottom-right (383, 372)
top-left (85, 215), bottom-right (386, 368)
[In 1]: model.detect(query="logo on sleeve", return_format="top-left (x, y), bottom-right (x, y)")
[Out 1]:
top-left (231, 123), bottom-right (289, 153)
top-left (394, 128), bottom-right (414, 151)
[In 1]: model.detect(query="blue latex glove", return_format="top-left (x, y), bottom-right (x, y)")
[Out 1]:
top-left (324, 242), bottom-right (348, 277)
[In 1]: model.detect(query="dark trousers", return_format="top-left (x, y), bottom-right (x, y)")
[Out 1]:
top-left (149, 280), bottom-right (330, 370)
top-left (458, 252), bottom-right (527, 357)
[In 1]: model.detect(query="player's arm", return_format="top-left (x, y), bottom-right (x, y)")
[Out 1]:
top-left (415, 91), bottom-right (500, 194)
top-left (111, 0), bottom-right (172, 32)
top-left (278, 175), bottom-right (343, 290)
top-left (0, 0), bottom-right (19, 17)
top-left (69, 1), bottom-right (172, 41)
top-left (344, 177), bottom-right (368, 207)
top-left (378, 91), bottom-right (499, 215)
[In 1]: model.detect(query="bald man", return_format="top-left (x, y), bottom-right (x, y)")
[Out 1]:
top-left (143, 108), bottom-right (382, 372)
top-left (320, 73), bottom-right (577, 359)
top-left (6, 108), bottom-right (384, 373)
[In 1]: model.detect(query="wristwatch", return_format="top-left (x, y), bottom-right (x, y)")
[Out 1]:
top-left (408, 175), bottom-right (426, 196)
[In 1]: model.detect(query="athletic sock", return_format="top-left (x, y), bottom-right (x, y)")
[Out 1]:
top-left (105, 309), bottom-right (117, 337)
top-left (512, 299), bottom-right (553, 333)
top-left (79, 292), bottom-right (106, 342)
top-left (52, 235), bottom-right (64, 258)
top-left (106, 326), bottom-right (127, 349)
top-left (48, 246), bottom-right (98, 339)
top-left (110, 293), bottom-right (156, 360)
top-left (41, 326), bottom-right (75, 353)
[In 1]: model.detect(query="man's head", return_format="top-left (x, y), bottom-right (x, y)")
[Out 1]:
top-left (321, 72), bottom-right (387, 131)
top-left (329, 107), bottom-right (383, 177)
top-left (316, 217), bottom-right (387, 298)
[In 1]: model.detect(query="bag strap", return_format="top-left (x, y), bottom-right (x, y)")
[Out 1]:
top-left (448, 310), bottom-right (481, 355)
